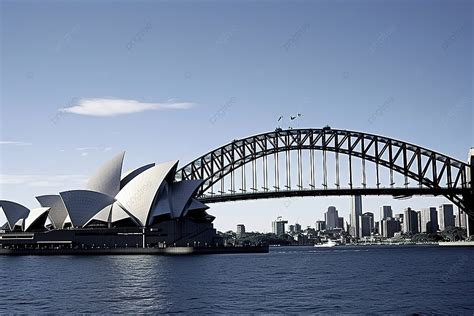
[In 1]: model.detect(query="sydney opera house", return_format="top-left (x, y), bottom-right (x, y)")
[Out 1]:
top-left (0, 152), bottom-right (223, 250)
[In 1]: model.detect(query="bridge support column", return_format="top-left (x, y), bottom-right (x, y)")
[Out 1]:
top-left (468, 217), bottom-right (474, 237)
top-left (467, 148), bottom-right (474, 237)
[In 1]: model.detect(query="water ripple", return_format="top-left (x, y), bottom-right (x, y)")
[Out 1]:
top-left (0, 246), bottom-right (473, 314)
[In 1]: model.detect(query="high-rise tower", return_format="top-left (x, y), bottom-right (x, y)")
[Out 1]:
top-left (350, 195), bottom-right (362, 238)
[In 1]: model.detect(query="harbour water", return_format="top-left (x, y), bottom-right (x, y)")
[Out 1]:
top-left (0, 245), bottom-right (473, 314)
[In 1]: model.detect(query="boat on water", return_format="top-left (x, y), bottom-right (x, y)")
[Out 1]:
top-left (438, 241), bottom-right (474, 247)
top-left (314, 240), bottom-right (338, 248)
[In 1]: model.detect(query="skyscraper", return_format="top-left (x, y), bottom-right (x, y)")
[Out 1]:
top-left (457, 207), bottom-right (467, 229)
top-left (403, 208), bottom-right (419, 234)
top-left (382, 218), bottom-right (401, 238)
top-left (337, 217), bottom-right (344, 230)
top-left (315, 220), bottom-right (326, 231)
top-left (272, 217), bottom-right (288, 236)
top-left (236, 224), bottom-right (246, 238)
top-left (438, 204), bottom-right (455, 231)
top-left (417, 211), bottom-right (422, 234)
top-left (360, 212), bottom-right (374, 237)
top-left (325, 206), bottom-right (339, 230)
top-left (288, 225), bottom-right (295, 234)
top-left (380, 206), bottom-right (393, 221)
top-left (295, 223), bottom-right (302, 234)
top-left (420, 207), bottom-right (438, 233)
top-left (350, 195), bottom-right (362, 238)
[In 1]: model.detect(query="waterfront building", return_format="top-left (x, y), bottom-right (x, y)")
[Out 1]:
top-left (360, 212), bottom-right (374, 237)
top-left (325, 206), bottom-right (339, 230)
top-left (382, 218), bottom-right (401, 238)
top-left (272, 217), bottom-right (288, 236)
top-left (417, 211), bottom-right (422, 234)
top-left (295, 223), bottom-right (302, 234)
top-left (350, 195), bottom-right (362, 238)
top-left (288, 225), bottom-right (295, 234)
top-left (403, 208), bottom-right (419, 234)
top-left (438, 204), bottom-right (455, 231)
top-left (236, 224), bottom-right (246, 238)
top-left (315, 220), bottom-right (326, 231)
top-left (337, 217), bottom-right (344, 230)
top-left (457, 208), bottom-right (467, 229)
top-left (0, 152), bottom-right (220, 247)
top-left (420, 207), bottom-right (438, 233)
top-left (344, 221), bottom-right (351, 234)
top-left (374, 221), bottom-right (380, 235)
top-left (380, 206), bottom-right (393, 221)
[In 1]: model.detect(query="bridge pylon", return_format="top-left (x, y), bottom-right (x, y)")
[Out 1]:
top-left (467, 148), bottom-right (474, 236)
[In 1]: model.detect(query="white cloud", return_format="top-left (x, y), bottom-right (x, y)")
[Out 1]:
top-left (58, 98), bottom-right (196, 117)
top-left (0, 141), bottom-right (32, 146)
top-left (75, 146), bottom-right (113, 157)
top-left (0, 174), bottom-right (88, 188)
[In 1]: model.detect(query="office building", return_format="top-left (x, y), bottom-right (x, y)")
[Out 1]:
top-left (325, 206), bottom-right (339, 230)
top-left (295, 223), bottom-right (302, 234)
top-left (288, 225), bottom-right (295, 234)
top-left (350, 195), bottom-right (362, 238)
top-left (337, 217), bottom-right (344, 230)
top-left (420, 207), bottom-right (438, 233)
top-left (380, 206), bottom-right (393, 221)
top-left (272, 217), bottom-right (288, 236)
top-left (438, 204), bottom-right (455, 231)
top-left (236, 224), bottom-right (246, 238)
top-left (360, 212), bottom-right (374, 237)
top-left (382, 218), bottom-right (401, 238)
top-left (315, 220), bottom-right (326, 231)
top-left (403, 208), bottom-right (419, 234)
top-left (457, 208), bottom-right (467, 229)
top-left (374, 221), bottom-right (380, 235)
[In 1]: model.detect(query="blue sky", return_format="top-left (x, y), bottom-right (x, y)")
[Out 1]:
top-left (0, 0), bottom-right (472, 232)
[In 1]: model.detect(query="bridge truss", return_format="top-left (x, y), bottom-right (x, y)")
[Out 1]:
top-left (176, 129), bottom-right (473, 218)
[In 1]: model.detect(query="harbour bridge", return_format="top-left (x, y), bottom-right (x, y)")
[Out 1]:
top-left (176, 128), bottom-right (474, 223)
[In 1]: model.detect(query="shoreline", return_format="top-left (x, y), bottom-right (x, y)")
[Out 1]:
top-left (0, 245), bottom-right (269, 256)
top-left (270, 242), bottom-right (474, 248)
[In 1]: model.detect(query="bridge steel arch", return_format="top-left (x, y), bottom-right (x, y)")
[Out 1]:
top-left (176, 129), bottom-right (473, 219)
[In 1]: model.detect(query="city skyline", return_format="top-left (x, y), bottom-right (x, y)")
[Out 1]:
top-left (234, 200), bottom-right (463, 234)
top-left (1, 1), bottom-right (473, 314)
top-left (1, 0), bottom-right (472, 233)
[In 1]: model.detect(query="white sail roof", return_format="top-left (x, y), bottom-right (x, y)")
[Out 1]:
top-left (169, 180), bottom-right (204, 218)
top-left (59, 190), bottom-right (115, 228)
top-left (87, 152), bottom-right (125, 197)
top-left (64, 214), bottom-right (72, 226)
top-left (0, 201), bottom-right (30, 231)
top-left (84, 204), bottom-right (112, 226)
top-left (24, 207), bottom-right (50, 232)
top-left (110, 202), bottom-right (134, 223)
top-left (183, 198), bottom-right (209, 216)
top-left (148, 184), bottom-right (173, 224)
top-left (120, 163), bottom-right (155, 189)
top-left (36, 195), bottom-right (69, 229)
top-left (115, 161), bottom-right (178, 227)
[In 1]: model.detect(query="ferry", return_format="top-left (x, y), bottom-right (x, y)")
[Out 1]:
top-left (438, 241), bottom-right (474, 247)
top-left (314, 240), bottom-right (338, 248)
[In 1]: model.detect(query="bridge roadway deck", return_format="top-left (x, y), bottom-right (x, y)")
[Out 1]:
top-left (199, 187), bottom-right (469, 203)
